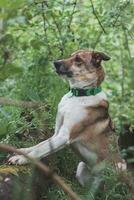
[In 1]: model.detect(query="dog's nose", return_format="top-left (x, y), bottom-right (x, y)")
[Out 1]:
top-left (54, 61), bottom-right (62, 70)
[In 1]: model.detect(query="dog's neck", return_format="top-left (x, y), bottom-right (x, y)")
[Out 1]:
top-left (69, 78), bottom-right (98, 89)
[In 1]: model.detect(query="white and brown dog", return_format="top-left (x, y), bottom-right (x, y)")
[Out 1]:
top-left (8, 50), bottom-right (126, 187)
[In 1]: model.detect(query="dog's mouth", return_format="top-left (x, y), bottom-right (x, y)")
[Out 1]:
top-left (54, 61), bottom-right (73, 78)
top-left (56, 69), bottom-right (73, 77)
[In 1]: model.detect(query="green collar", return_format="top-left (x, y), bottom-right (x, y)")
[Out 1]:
top-left (70, 87), bottom-right (102, 96)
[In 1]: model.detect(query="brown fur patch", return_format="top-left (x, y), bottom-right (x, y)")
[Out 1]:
top-left (99, 99), bottom-right (109, 108)
top-left (96, 66), bottom-right (105, 86)
top-left (70, 100), bottom-right (114, 160)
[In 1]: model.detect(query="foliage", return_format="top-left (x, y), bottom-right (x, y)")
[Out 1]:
top-left (0, 0), bottom-right (133, 199)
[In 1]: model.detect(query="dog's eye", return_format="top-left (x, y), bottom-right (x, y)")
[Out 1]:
top-left (75, 55), bottom-right (82, 66)
top-left (76, 61), bottom-right (82, 66)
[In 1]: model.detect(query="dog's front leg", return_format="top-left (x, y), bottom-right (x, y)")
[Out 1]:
top-left (8, 126), bottom-right (70, 165)
top-left (53, 110), bottom-right (64, 137)
top-left (16, 109), bottom-right (63, 155)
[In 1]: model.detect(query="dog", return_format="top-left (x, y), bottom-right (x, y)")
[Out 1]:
top-left (8, 50), bottom-right (126, 187)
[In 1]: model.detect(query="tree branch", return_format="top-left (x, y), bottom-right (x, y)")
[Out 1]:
top-left (112, 1), bottom-right (130, 27)
top-left (51, 13), bottom-right (65, 55)
top-left (92, 31), bottom-right (103, 49)
top-left (90, 0), bottom-right (106, 34)
top-left (0, 144), bottom-right (80, 200)
top-left (41, 1), bottom-right (64, 56)
top-left (68, 0), bottom-right (78, 31)
top-left (0, 97), bottom-right (44, 108)
top-left (41, 1), bottom-right (52, 56)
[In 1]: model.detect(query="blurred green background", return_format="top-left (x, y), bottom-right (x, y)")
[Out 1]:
top-left (0, 0), bottom-right (133, 199)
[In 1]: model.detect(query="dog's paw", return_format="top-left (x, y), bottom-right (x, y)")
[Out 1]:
top-left (8, 155), bottom-right (29, 165)
top-left (116, 160), bottom-right (127, 171)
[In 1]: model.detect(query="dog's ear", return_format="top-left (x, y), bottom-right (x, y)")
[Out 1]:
top-left (92, 51), bottom-right (111, 67)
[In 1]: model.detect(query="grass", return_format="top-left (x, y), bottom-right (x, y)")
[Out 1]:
top-left (0, 115), bottom-right (133, 200)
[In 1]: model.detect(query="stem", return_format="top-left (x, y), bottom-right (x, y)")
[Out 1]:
top-left (0, 97), bottom-right (44, 108)
top-left (90, 0), bottom-right (106, 34)
top-left (68, 0), bottom-right (78, 31)
top-left (121, 64), bottom-right (125, 99)
top-left (92, 31), bottom-right (103, 49)
top-left (112, 1), bottom-right (130, 27)
top-left (41, 2), bottom-right (52, 55)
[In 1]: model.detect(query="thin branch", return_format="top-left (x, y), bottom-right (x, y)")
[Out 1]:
top-left (122, 25), bottom-right (131, 57)
top-left (51, 13), bottom-right (65, 55)
top-left (66, 0), bottom-right (77, 43)
top-left (68, 0), bottom-right (78, 31)
top-left (121, 64), bottom-right (125, 99)
top-left (0, 97), bottom-right (44, 108)
top-left (41, 2), bottom-right (52, 55)
top-left (92, 31), bottom-right (103, 49)
top-left (112, 1), bottom-right (130, 27)
top-left (90, 0), bottom-right (106, 34)
top-left (0, 144), bottom-right (80, 200)
top-left (42, 2), bottom-right (64, 56)
top-left (120, 23), bottom-right (131, 99)
top-left (125, 28), bottom-right (134, 40)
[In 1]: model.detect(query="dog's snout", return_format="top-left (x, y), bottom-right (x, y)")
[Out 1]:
top-left (54, 60), bottom-right (72, 77)
top-left (54, 61), bottom-right (62, 70)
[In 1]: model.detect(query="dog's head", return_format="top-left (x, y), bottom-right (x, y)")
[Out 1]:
top-left (54, 50), bottom-right (110, 88)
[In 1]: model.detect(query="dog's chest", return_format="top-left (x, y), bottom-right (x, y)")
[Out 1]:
top-left (58, 91), bottom-right (107, 119)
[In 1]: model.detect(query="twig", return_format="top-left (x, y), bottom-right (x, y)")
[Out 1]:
top-left (112, 1), bottom-right (130, 27)
top-left (0, 144), bottom-right (81, 200)
top-left (66, 0), bottom-right (77, 43)
top-left (122, 25), bottom-right (131, 57)
top-left (92, 31), bottom-right (103, 49)
top-left (90, 0), bottom-right (106, 34)
top-left (68, 0), bottom-right (78, 31)
top-left (41, 2), bottom-right (52, 55)
top-left (121, 64), bottom-right (125, 99)
top-left (120, 23), bottom-right (130, 99)
top-left (51, 13), bottom-right (65, 55)
top-left (41, 1), bottom-right (64, 55)
top-left (125, 28), bottom-right (134, 40)
top-left (0, 97), bottom-right (44, 108)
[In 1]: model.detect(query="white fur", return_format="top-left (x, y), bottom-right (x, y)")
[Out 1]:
top-left (8, 89), bottom-right (126, 185)
top-left (76, 161), bottom-right (91, 186)
top-left (8, 91), bottom-right (107, 165)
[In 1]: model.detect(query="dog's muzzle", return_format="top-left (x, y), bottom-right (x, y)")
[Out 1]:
top-left (54, 61), bottom-right (73, 77)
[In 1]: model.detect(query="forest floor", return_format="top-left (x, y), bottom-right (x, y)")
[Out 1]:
top-left (0, 126), bottom-right (134, 200)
